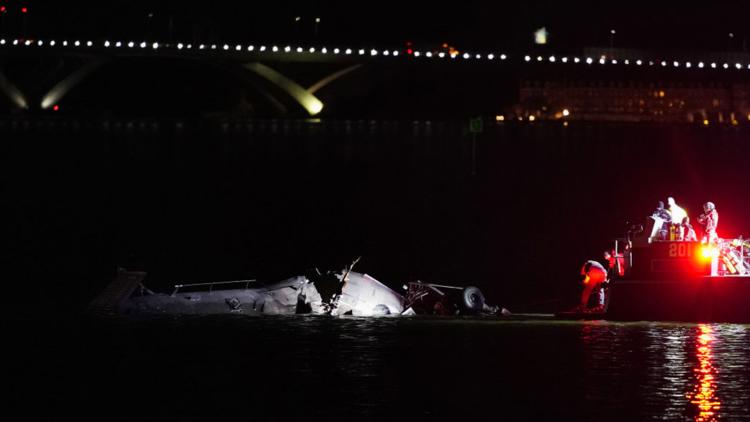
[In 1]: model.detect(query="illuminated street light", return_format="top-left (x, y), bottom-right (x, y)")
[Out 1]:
top-left (345, 48), bottom-right (352, 54)
top-left (500, 54), bottom-right (507, 60)
top-left (561, 57), bottom-right (568, 63)
top-left (524, 55), bottom-right (531, 62)
top-left (104, 41), bottom-right (111, 47)
top-left (248, 45), bottom-right (254, 51)
top-left (414, 51), bottom-right (421, 57)
top-left (74, 40), bottom-right (81, 46)
top-left (140, 41), bottom-right (147, 48)
top-left (223, 44), bottom-right (229, 50)
top-left (333, 48), bottom-right (340, 54)
top-left (284, 46), bottom-right (290, 52)
top-left (177, 43), bottom-right (183, 49)
top-left (586, 57), bottom-right (593, 64)
top-left (392, 51), bottom-right (399, 56)
top-left (296, 47), bottom-right (303, 53)
top-left (487, 54), bottom-right (494, 60)
top-left (371, 49), bottom-right (378, 56)
top-left (86, 41), bottom-right (93, 47)
top-left (698, 62), bottom-right (704, 68)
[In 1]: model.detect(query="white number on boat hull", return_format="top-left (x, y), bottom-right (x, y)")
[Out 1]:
top-left (668, 243), bottom-right (692, 258)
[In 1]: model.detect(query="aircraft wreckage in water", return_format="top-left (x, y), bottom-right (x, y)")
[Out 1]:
top-left (89, 259), bottom-right (506, 317)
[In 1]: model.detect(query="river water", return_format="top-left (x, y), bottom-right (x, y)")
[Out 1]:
top-left (9, 315), bottom-right (750, 421)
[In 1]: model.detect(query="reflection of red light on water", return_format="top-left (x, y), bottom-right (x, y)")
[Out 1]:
top-left (687, 324), bottom-right (721, 421)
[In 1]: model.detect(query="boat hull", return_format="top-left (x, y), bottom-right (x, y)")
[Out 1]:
top-left (607, 276), bottom-right (750, 323)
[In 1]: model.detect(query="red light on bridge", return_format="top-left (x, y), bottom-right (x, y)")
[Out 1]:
top-left (21, 7), bottom-right (28, 13)
top-left (407, 48), bottom-right (413, 55)
top-left (52, 105), bottom-right (59, 111)
top-left (0, 6), bottom-right (6, 13)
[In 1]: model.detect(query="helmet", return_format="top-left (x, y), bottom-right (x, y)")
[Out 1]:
top-left (703, 202), bottom-right (715, 212)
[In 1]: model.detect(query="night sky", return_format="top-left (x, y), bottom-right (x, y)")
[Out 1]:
top-left (7, 0), bottom-right (750, 52)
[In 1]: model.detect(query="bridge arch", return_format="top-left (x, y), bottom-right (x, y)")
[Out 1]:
top-left (0, 70), bottom-right (29, 109)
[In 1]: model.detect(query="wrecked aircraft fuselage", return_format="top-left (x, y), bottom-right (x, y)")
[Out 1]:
top-left (90, 268), bottom-right (499, 317)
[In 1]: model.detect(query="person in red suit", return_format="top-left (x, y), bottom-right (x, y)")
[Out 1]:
top-left (579, 260), bottom-right (608, 312)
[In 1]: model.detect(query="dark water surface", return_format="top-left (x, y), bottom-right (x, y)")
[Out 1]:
top-left (9, 315), bottom-right (750, 421)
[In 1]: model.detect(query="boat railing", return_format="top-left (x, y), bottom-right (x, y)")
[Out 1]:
top-left (171, 279), bottom-right (258, 296)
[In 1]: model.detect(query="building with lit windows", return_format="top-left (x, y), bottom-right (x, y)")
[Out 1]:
top-left (514, 48), bottom-right (750, 124)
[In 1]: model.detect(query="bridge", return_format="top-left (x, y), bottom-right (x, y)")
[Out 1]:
top-left (2, 38), bottom-right (750, 120)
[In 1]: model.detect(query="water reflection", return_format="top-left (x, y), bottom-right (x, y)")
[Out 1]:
top-left (687, 324), bottom-right (721, 421)
top-left (645, 324), bottom-right (690, 419)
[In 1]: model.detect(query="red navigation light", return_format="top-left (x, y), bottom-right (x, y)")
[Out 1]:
top-left (407, 48), bottom-right (413, 55)
top-left (52, 105), bottom-right (59, 111)
top-left (0, 6), bottom-right (6, 13)
top-left (21, 7), bottom-right (28, 13)
top-left (700, 245), bottom-right (719, 261)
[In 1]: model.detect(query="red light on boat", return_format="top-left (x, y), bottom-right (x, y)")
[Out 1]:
top-left (700, 245), bottom-right (719, 260)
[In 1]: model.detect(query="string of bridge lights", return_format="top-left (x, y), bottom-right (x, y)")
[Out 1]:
top-left (2, 38), bottom-right (750, 71)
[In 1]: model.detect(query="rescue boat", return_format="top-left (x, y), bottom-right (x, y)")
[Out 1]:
top-left (559, 233), bottom-right (750, 323)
